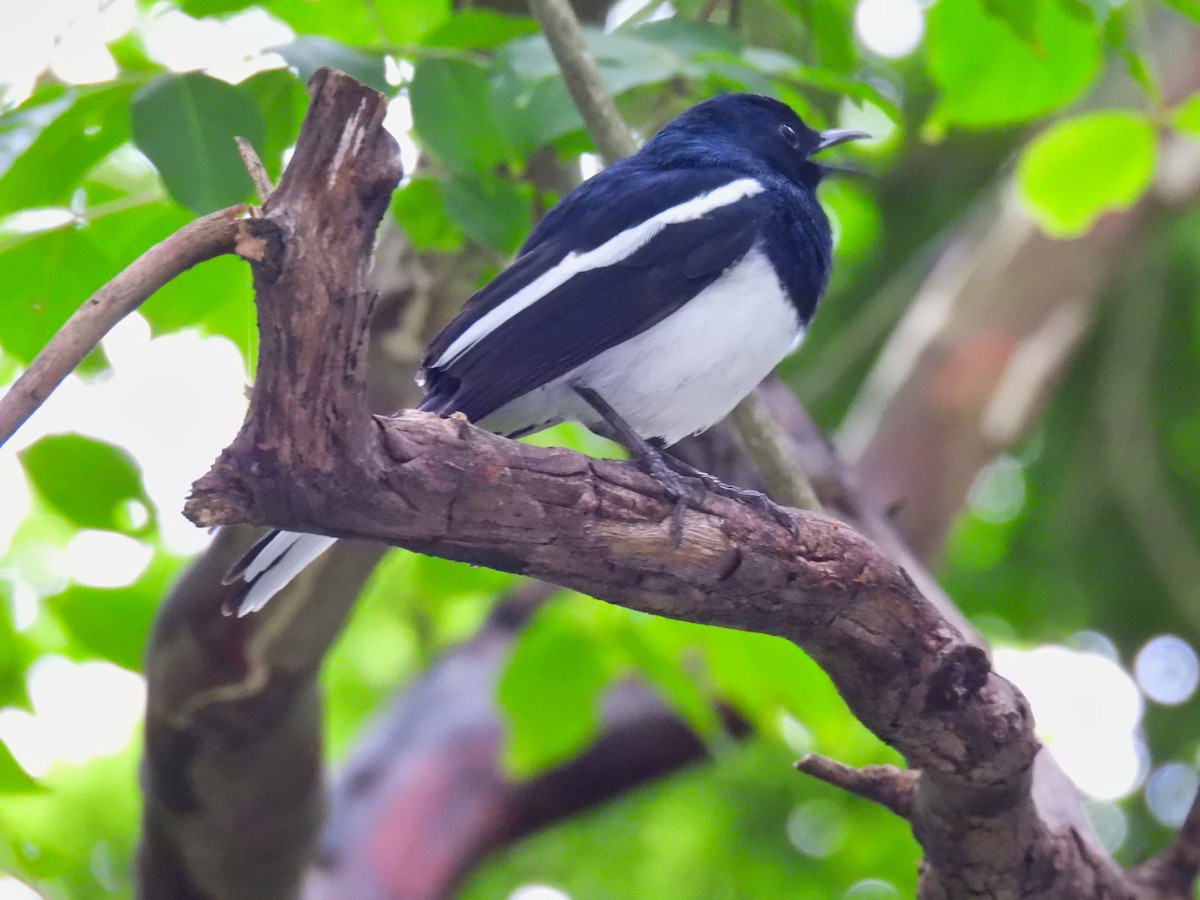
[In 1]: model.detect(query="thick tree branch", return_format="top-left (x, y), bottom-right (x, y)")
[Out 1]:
top-left (138, 527), bottom-right (382, 900)
top-left (0, 204), bottom-right (246, 448)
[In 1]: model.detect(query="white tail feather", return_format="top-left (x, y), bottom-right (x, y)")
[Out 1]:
top-left (230, 531), bottom-right (338, 616)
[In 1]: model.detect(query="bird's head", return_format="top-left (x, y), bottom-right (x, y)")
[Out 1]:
top-left (642, 93), bottom-right (868, 191)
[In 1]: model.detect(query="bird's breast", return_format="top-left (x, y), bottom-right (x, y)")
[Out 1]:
top-left (569, 245), bottom-right (802, 445)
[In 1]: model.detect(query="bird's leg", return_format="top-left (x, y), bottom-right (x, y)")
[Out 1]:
top-left (573, 386), bottom-right (697, 544)
top-left (572, 386), bottom-right (797, 541)
top-left (657, 451), bottom-right (797, 534)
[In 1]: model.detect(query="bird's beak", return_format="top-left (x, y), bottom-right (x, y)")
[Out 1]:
top-left (811, 128), bottom-right (871, 154)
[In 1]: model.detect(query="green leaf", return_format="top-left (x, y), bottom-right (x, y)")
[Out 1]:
top-left (0, 80), bottom-right (141, 217)
top-left (0, 586), bottom-right (30, 709)
top-left (177, 0), bottom-right (256, 14)
top-left (925, 0), bottom-right (1102, 130)
top-left (77, 198), bottom-right (255, 354)
top-left (980, 0), bottom-right (1040, 45)
top-left (632, 18), bottom-right (742, 58)
top-left (503, 30), bottom-right (679, 97)
top-left (410, 57), bottom-right (512, 170)
top-left (420, 9), bottom-right (539, 50)
top-left (442, 171), bottom-right (533, 254)
top-left (391, 176), bottom-right (464, 251)
top-left (1016, 110), bottom-right (1156, 238)
top-left (0, 740), bottom-right (40, 794)
top-left (236, 68), bottom-right (308, 180)
top-left (618, 617), bottom-right (724, 742)
top-left (131, 72), bottom-right (264, 214)
top-left (48, 581), bottom-right (159, 672)
top-left (0, 222), bottom-right (112, 364)
top-left (1171, 92), bottom-right (1200, 138)
top-left (19, 435), bottom-right (151, 534)
top-left (181, 0), bottom-right (449, 45)
top-left (498, 603), bottom-right (619, 777)
top-left (491, 29), bottom-right (684, 153)
top-left (271, 38), bottom-right (390, 94)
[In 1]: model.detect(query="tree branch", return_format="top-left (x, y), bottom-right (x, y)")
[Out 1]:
top-left (795, 754), bottom-right (917, 819)
top-left (0, 204), bottom-right (246, 448)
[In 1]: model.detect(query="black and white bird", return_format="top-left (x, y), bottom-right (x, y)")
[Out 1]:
top-left (225, 92), bottom-right (866, 615)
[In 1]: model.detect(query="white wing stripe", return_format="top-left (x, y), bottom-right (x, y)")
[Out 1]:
top-left (432, 177), bottom-right (766, 368)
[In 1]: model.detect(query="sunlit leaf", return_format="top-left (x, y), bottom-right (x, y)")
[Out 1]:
top-left (980, 0), bottom-right (1040, 45)
top-left (131, 72), bottom-right (264, 214)
top-left (84, 198), bottom-right (255, 355)
top-left (925, 0), bottom-right (1102, 129)
top-left (181, 0), bottom-right (449, 45)
top-left (0, 586), bottom-right (29, 709)
top-left (1016, 110), bottom-right (1156, 237)
top-left (19, 435), bottom-right (150, 534)
top-left (0, 741), bottom-right (40, 794)
top-left (0, 222), bottom-right (112, 364)
top-left (1172, 92), bottom-right (1200, 138)
top-left (0, 80), bottom-right (142, 217)
top-left (498, 602), bottom-right (619, 777)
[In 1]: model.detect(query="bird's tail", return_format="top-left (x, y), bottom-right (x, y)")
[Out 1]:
top-left (223, 392), bottom-right (452, 616)
top-left (222, 530), bottom-right (338, 616)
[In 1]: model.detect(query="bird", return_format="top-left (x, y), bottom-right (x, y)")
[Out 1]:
top-left (224, 92), bottom-right (867, 615)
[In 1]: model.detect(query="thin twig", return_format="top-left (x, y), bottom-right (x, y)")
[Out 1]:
top-left (0, 205), bottom-right (246, 449)
top-left (795, 753), bottom-right (918, 819)
top-left (526, 0), bottom-right (637, 164)
top-left (525, 0), bottom-right (819, 508)
top-left (730, 391), bottom-right (821, 510)
top-left (236, 136), bottom-right (274, 204)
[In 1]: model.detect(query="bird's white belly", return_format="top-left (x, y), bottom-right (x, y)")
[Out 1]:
top-left (482, 247), bottom-right (802, 446)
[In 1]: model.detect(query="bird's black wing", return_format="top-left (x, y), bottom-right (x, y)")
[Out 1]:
top-left (419, 168), bottom-right (769, 423)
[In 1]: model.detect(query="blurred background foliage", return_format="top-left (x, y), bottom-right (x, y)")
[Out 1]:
top-left (0, 0), bottom-right (1199, 897)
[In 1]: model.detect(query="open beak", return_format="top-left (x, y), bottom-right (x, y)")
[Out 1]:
top-left (812, 128), bottom-right (871, 154)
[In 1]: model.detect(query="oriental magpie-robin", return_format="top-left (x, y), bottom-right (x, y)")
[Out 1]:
top-left (225, 93), bottom-right (866, 615)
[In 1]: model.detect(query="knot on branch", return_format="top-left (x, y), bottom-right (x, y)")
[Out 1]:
top-left (235, 217), bottom-right (286, 283)
top-left (925, 644), bottom-right (990, 712)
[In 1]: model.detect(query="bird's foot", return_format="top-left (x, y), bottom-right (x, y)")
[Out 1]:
top-left (629, 445), bottom-right (797, 545)
top-left (627, 445), bottom-right (701, 547)
top-left (659, 453), bottom-right (798, 536)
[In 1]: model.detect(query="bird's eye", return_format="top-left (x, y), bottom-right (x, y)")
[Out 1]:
top-left (779, 123), bottom-right (800, 149)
